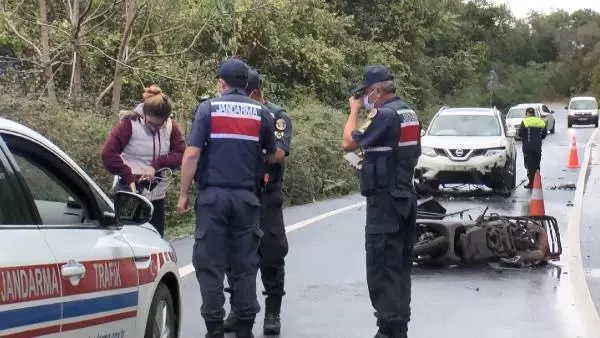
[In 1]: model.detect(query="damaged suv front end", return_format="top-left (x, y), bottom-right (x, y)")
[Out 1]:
top-left (416, 107), bottom-right (517, 192)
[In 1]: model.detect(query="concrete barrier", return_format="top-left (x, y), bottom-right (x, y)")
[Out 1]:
top-left (568, 128), bottom-right (600, 337)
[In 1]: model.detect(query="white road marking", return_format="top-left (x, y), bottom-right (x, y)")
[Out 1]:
top-left (177, 201), bottom-right (366, 278)
top-left (566, 128), bottom-right (600, 336)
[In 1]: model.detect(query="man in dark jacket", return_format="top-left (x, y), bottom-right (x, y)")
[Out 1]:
top-left (518, 107), bottom-right (547, 188)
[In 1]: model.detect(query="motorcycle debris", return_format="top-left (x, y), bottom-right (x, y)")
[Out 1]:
top-left (548, 183), bottom-right (576, 190)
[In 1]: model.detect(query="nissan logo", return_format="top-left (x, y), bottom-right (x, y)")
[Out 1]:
top-left (455, 149), bottom-right (464, 156)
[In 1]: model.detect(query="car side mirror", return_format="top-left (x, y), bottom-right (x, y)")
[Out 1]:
top-left (550, 110), bottom-right (554, 114)
top-left (420, 129), bottom-right (425, 137)
top-left (113, 191), bottom-right (154, 226)
top-left (66, 197), bottom-right (82, 209)
top-left (564, 106), bottom-right (568, 110)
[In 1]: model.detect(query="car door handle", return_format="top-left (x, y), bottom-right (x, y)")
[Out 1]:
top-left (61, 260), bottom-right (86, 286)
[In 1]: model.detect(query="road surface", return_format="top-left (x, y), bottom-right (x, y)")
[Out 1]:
top-left (171, 104), bottom-right (597, 337)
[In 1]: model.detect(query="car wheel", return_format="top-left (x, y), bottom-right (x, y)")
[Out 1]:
top-left (503, 157), bottom-right (517, 191)
top-left (568, 118), bottom-right (573, 128)
top-left (551, 121), bottom-right (555, 134)
top-left (595, 118), bottom-right (598, 128)
top-left (489, 158), bottom-right (515, 193)
top-left (145, 283), bottom-right (177, 338)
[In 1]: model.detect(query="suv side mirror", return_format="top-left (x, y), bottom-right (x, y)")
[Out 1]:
top-left (550, 110), bottom-right (554, 114)
top-left (420, 129), bottom-right (425, 137)
top-left (114, 191), bottom-right (154, 225)
top-left (564, 106), bottom-right (568, 109)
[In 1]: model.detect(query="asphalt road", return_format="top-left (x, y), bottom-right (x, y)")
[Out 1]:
top-left (171, 104), bottom-right (597, 338)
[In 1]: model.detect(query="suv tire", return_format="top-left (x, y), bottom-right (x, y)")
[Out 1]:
top-left (568, 118), bottom-right (573, 128)
top-left (488, 156), bottom-right (516, 193)
top-left (595, 117), bottom-right (598, 128)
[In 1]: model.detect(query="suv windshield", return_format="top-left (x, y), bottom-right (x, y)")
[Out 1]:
top-left (506, 108), bottom-right (528, 119)
top-left (428, 114), bottom-right (501, 136)
top-left (570, 100), bottom-right (598, 110)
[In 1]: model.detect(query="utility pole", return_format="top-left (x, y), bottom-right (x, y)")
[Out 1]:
top-left (487, 70), bottom-right (497, 108)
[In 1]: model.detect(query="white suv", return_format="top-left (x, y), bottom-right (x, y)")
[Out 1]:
top-left (416, 107), bottom-right (517, 192)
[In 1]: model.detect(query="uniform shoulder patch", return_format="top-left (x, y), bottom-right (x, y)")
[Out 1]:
top-left (275, 118), bottom-right (287, 131)
top-left (358, 119), bottom-right (372, 133)
top-left (367, 109), bottom-right (378, 119)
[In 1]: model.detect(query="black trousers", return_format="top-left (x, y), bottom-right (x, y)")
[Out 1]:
top-left (365, 192), bottom-right (417, 333)
top-left (150, 198), bottom-right (166, 237)
top-left (523, 150), bottom-right (542, 183)
top-left (226, 190), bottom-right (289, 310)
top-left (258, 190), bottom-right (288, 297)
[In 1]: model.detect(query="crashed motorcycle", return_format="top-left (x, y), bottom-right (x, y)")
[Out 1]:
top-left (344, 153), bottom-right (562, 267)
top-left (414, 186), bottom-right (562, 267)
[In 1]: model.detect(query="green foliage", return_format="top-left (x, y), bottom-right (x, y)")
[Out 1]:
top-left (2, 0), bottom-right (600, 238)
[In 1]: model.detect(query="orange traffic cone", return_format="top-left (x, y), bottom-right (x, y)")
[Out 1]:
top-left (529, 171), bottom-right (545, 217)
top-left (568, 136), bottom-right (580, 169)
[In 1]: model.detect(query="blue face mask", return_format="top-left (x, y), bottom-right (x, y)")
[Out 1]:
top-left (363, 90), bottom-right (375, 111)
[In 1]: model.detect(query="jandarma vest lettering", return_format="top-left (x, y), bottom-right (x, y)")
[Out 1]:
top-left (197, 95), bottom-right (264, 190)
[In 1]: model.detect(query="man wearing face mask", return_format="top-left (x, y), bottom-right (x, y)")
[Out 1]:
top-left (177, 58), bottom-right (278, 338)
top-left (342, 65), bottom-right (422, 338)
top-left (223, 68), bottom-right (292, 335)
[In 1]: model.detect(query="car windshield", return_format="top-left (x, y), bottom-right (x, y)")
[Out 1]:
top-left (506, 108), bottom-right (527, 119)
top-left (428, 114), bottom-right (501, 136)
top-left (570, 100), bottom-right (598, 110)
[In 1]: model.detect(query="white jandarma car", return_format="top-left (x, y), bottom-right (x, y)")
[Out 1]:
top-left (416, 107), bottom-right (517, 192)
top-left (0, 117), bottom-right (180, 338)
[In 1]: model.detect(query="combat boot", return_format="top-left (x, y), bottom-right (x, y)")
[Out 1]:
top-left (205, 320), bottom-right (225, 338)
top-left (373, 331), bottom-right (407, 338)
top-left (235, 319), bottom-right (255, 338)
top-left (263, 295), bottom-right (282, 335)
top-left (524, 173), bottom-right (533, 189)
top-left (223, 311), bottom-right (238, 332)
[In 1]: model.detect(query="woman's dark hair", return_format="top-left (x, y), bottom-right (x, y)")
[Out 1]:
top-left (142, 85), bottom-right (172, 118)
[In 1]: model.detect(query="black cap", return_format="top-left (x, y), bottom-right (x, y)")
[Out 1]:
top-left (246, 68), bottom-right (260, 92)
top-left (216, 58), bottom-right (249, 88)
top-left (351, 65), bottom-right (394, 95)
top-left (526, 107), bottom-right (535, 114)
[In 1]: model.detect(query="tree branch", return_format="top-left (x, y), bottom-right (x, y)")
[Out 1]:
top-left (61, 0), bottom-right (74, 25)
top-left (127, 22), bottom-right (207, 63)
top-left (2, 18), bottom-right (42, 58)
top-left (96, 81), bottom-right (114, 106)
top-left (0, 55), bottom-right (42, 68)
top-left (83, 42), bottom-right (186, 81)
top-left (82, 0), bottom-right (122, 26)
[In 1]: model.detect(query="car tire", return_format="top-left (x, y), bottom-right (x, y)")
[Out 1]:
top-left (551, 122), bottom-right (555, 134)
top-left (568, 119), bottom-right (573, 128)
top-left (488, 157), bottom-right (516, 193)
top-left (144, 283), bottom-right (177, 338)
top-left (503, 157), bottom-right (517, 191)
top-left (595, 118), bottom-right (598, 128)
